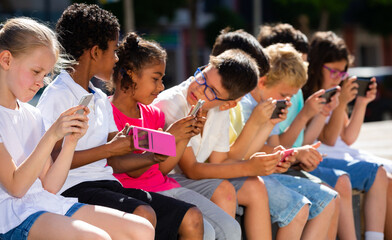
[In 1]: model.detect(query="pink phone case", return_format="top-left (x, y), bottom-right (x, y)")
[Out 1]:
top-left (280, 149), bottom-right (294, 162)
top-left (131, 126), bottom-right (176, 157)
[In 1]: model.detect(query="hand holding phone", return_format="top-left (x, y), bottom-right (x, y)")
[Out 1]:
top-left (76, 93), bottom-right (93, 114)
top-left (280, 149), bottom-right (294, 162)
top-left (270, 100), bottom-right (287, 119)
top-left (320, 87), bottom-right (338, 103)
top-left (189, 99), bottom-right (205, 117)
top-left (127, 126), bottom-right (176, 156)
top-left (354, 77), bottom-right (372, 97)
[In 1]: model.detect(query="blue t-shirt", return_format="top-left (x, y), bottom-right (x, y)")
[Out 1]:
top-left (240, 93), bottom-right (280, 137)
top-left (279, 90), bottom-right (304, 147)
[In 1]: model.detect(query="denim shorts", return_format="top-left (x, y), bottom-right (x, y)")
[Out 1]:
top-left (0, 203), bottom-right (85, 240)
top-left (262, 174), bottom-right (337, 227)
top-left (310, 158), bottom-right (380, 192)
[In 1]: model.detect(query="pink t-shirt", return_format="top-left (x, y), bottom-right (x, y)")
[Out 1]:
top-left (111, 101), bottom-right (181, 192)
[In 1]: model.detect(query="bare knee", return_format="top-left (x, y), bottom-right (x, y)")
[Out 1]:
top-left (334, 174), bottom-right (352, 199)
top-left (292, 204), bottom-right (309, 226)
top-left (324, 196), bottom-right (337, 215)
top-left (178, 207), bottom-right (204, 238)
top-left (133, 205), bottom-right (157, 228)
top-left (211, 180), bottom-right (236, 204)
top-left (74, 229), bottom-right (111, 240)
top-left (239, 176), bottom-right (267, 202)
top-left (373, 167), bottom-right (388, 189)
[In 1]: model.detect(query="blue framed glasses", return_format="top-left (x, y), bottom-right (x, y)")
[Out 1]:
top-left (323, 65), bottom-right (349, 81)
top-left (193, 66), bottom-right (234, 101)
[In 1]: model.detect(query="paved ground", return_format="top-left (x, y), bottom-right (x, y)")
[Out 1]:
top-left (351, 120), bottom-right (392, 160)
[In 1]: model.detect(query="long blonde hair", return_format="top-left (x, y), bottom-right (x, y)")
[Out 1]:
top-left (0, 17), bottom-right (70, 80)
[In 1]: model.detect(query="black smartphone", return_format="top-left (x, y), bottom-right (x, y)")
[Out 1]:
top-left (355, 77), bottom-right (372, 97)
top-left (270, 100), bottom-right (287, 119)
top-left (320, 87), bottom-right (338, 103)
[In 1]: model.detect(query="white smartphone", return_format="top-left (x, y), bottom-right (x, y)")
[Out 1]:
top-left (189, 99), bottom-right (205, 117)
top-left (76, 93), bottom-right (93, 114)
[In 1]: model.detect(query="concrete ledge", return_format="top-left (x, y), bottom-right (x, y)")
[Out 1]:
top-left (351, 120), bottom-right (392, 161)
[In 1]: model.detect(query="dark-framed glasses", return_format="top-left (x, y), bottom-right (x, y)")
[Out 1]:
top-left (193, 65), bottom-right (234, 101)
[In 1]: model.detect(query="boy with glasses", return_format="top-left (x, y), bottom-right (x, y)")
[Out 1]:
top-left (153, 30), bottom-right (293, 237)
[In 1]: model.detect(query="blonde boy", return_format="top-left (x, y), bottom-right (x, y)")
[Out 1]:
top-left (236, 43), bottom-right (338, 239)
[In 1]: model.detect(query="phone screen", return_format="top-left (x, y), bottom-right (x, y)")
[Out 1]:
top-left (271, 100), bottom-right (287, 119)
top-left (355, 77), bottom-right (371, 97)
top-left (136, 129), bottom-right (150, 149)
top-left (320, 87), bottom-right (338, 103)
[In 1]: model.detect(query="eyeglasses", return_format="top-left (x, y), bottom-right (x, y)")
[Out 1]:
top-left (193, 65), bottom-right (234, 101)
top-left (323, 65), bottom-right (349, 81)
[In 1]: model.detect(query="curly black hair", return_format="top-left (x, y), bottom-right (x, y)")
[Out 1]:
top-left (111, 32), bottom-right (166, 93)
top-left (56, 3), bottom-right (120, 61)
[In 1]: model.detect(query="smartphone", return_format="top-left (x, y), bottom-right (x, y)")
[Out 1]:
top-left (354, 77), bottom-right (372, 97)
top-left (128, 126), bottom-right (176, 157)
top-left (320, 87), bottom-right (338, 103)
top-left (76, 93), bottom-right (93, 114)
top-left (189, 99), bottom-right (205, 117)
top-left (280, 149), bottom-right (294, 162)
top-left (270, 100), bottom-right (287, 119)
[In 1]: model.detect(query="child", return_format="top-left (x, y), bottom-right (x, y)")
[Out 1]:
top-left (257, 24), bottom-right (356, 239)
top-left (37, 3), bottom-right (203, 239)
top-left (231, 42), bottom-right (337, 240)
top-left (0, 17), bottom-right (153, 240)
top-left (108, 31), bottom-right (241, 240)
top-left (153, 42), bottom-right (292, 239)
top-left (302, 31), bottom-right (389, 240)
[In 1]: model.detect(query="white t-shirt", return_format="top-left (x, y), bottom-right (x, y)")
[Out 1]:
top-left (152, 78), bottom-right (230, 173)
top-left (37, 71), bottom-right (118, 193)
top-left (0, 101), bottom-right (76, 233)
top-left (317, 116), bottom-right (392, 173)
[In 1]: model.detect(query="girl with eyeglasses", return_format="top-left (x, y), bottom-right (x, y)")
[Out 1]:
top-left (302, 31), bottom-right (392, 240)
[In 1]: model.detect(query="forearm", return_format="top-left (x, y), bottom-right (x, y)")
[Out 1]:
top-left (243, 122), bottom-right (274, 160)
top-left (107, 151), bottom-right (156, 174)
top-left (69, 143), bottom-right (115, 169)
top-left (180, 160), bottom-right (252, 180)
top-left (279, 111), bottom-right (310, 148)
top-left (303, 114), bottom-right (327, 145)
top-left (159, 140), bottom-right (188, 175)
top-left (341, 102), bottom-right (367, 145)
top-left (41, 140), bottom-right (77, 193)
top-left (229, 115), bottom-right (267, 159)
top-left (9, 132), bottom-right (58, 197)
top-left (319, 104), bottom-right (346, 146)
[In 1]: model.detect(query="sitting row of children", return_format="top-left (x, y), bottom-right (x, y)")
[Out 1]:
top-left (1, 2), bottom-right (391, 240)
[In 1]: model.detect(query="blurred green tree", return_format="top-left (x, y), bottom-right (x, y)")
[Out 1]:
top-left (204, 7), bottom-right (246, 48)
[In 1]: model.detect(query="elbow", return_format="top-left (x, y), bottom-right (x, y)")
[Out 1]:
top-left (341, 137), bottom-right (355, 146)
top-left (41, 183), bottom-right (60, 195)
top-left (322, 139), bottom-right (337, 146)
top-left (8, 187), bottom-right (28, 199)
top-left (106, 158), bottom-right (121, 173)
top-left (182, 169), bottom-right (203, 180)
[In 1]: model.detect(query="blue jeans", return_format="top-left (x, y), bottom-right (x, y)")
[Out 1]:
top-left (310, 158), bottom-right (380, 192)
top-left (262, 174), bottom-right (337, 227)
top-left (0, 203), bottom-right (84, 240)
